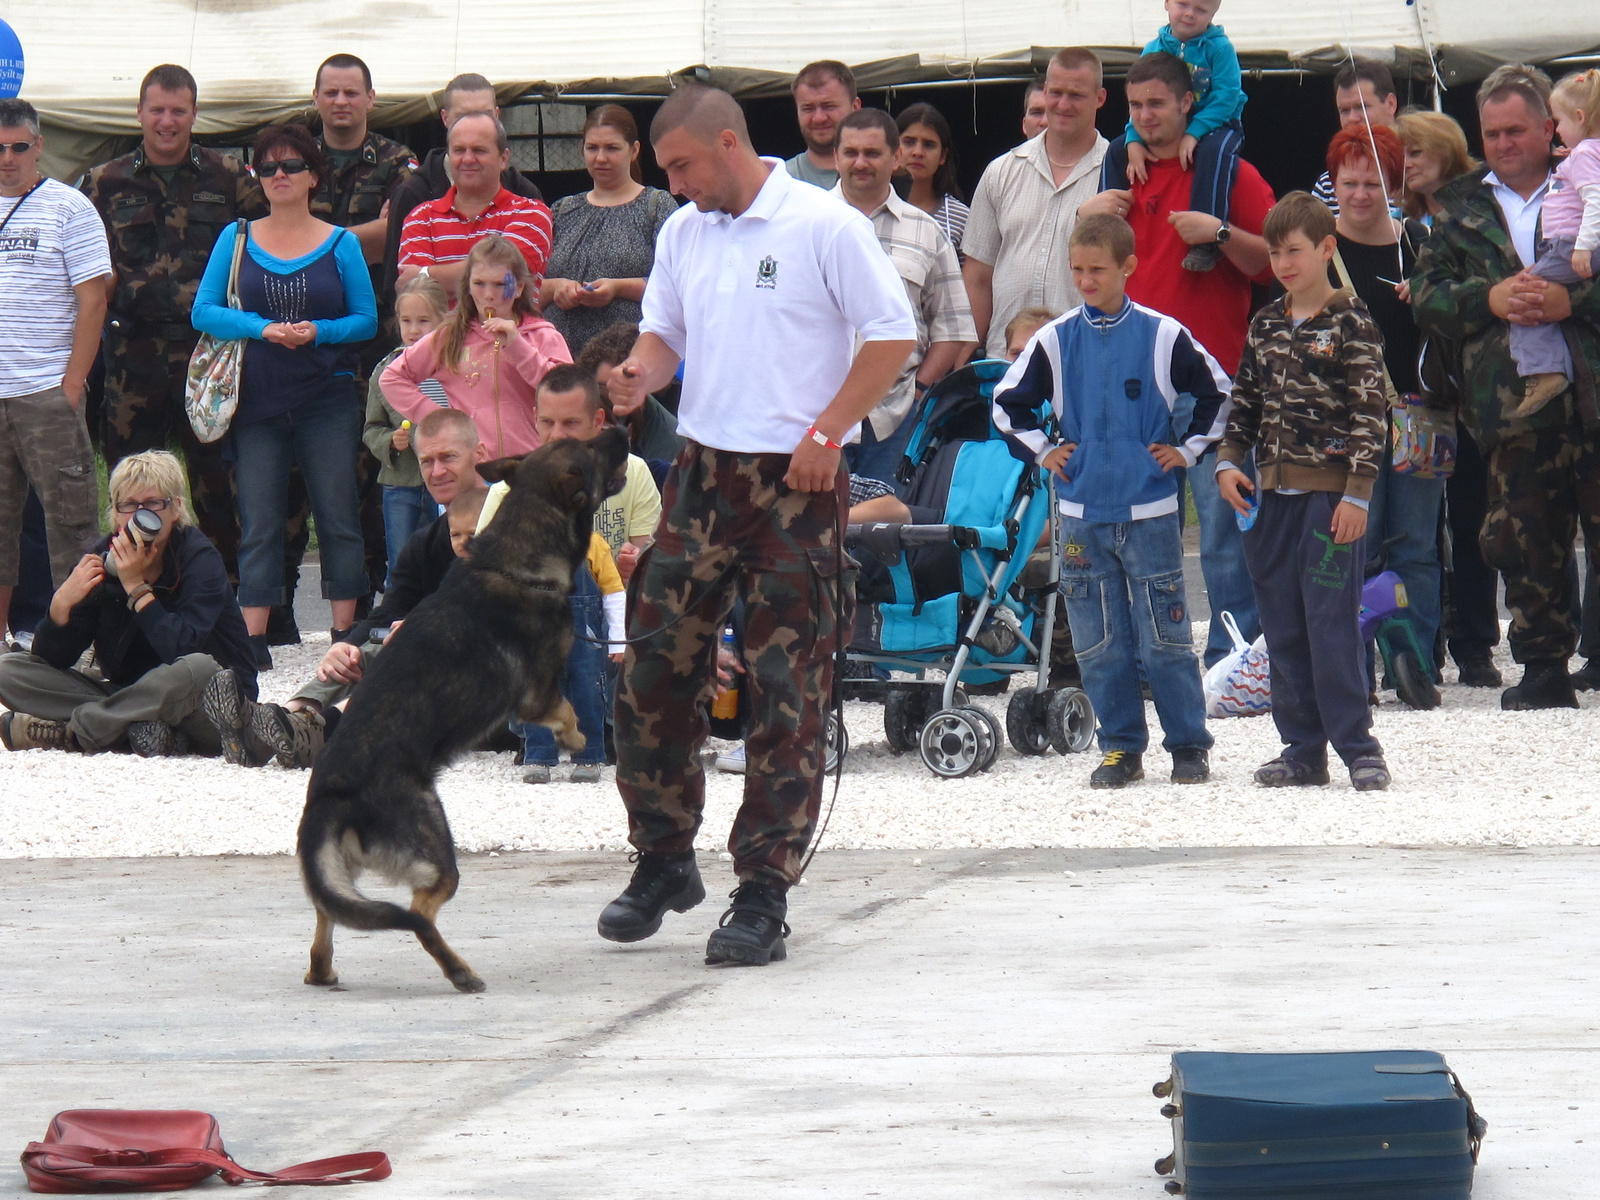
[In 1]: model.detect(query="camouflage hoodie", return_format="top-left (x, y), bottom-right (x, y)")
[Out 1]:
top-left (1411, 165), bottom-right (1600, 451)
top-left (1217, 288), bottom-right (1386, 501)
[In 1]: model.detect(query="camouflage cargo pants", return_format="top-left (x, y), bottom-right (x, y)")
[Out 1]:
top-left (102, 330), bottom-right (240, 580)
top-left (0, 386), bottom-right (99, 588)
top-left (614, 443), bottom-right (851, 888)
top-left (1481, 425), bottom-right (1600, 662)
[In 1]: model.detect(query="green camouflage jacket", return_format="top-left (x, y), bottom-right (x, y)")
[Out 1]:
top-left (311, 130), bottom-right (417, 229)
top-left (1218, 288), bottom-right (1388, 502)
top-left (1410, 165), bottom-right (1600, 450)
top-left (80, 143), bottom-right (266, 332)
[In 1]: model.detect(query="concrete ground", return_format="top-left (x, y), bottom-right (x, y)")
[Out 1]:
top-left (2, 846), bottom-right (1594, 1198)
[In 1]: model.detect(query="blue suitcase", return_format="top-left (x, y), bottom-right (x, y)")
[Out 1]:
top-left (1152, 1050), bottom-right (1487, 1199)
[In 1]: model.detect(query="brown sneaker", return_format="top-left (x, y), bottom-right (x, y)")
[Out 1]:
top-left (1, 711), bottom-right (75, 752)
top-left (252, 703), bottom-right (326, 769)
top-left (1515, 372), bottom-right (1568, 418)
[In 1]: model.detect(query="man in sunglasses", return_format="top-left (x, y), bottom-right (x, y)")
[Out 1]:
top-left (80, 64), bottom-right (266, 586)
top-left (0, 97), bottom-right (111, 649)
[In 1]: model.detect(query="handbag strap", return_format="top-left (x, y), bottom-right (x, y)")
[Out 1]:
top-left (22, 1140), bottom-right (391, 1186)
top-left (1330, 246), bottom-right (1400, 412)
top-left (226, 219), bottom-right (248, 312)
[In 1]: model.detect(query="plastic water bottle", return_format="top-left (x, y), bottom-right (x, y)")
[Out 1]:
top-left (711, 626), bottom-right (739, 719)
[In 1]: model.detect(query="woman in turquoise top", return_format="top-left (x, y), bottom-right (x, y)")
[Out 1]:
top-left (192, 123), bottom-right (376, 669)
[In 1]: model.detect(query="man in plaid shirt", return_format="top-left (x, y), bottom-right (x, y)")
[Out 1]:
top-left (832, 108), bottom-right (977, 485)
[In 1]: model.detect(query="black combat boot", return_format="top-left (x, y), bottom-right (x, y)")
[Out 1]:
top-left (1501, 660), bottom-right (1579, 711)
top-left (705, 880), bottom-right (789, 966)
top-left (597, 851), bottom-right (705, 943)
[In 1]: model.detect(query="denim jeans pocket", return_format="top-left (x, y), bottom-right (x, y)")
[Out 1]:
top-left (1061, 577), bottom-right (1110, 658)
top-left (1142, 571), bottom-right (1192, 648)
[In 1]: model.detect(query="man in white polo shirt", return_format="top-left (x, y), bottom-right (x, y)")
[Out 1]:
top-left (0, 98), bottom-right (112, 643)
top-left (599, 83), bottom-right (914, 967)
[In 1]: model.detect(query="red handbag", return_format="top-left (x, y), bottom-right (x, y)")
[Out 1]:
top-left (21, 1110), bottom-right (390, 1192)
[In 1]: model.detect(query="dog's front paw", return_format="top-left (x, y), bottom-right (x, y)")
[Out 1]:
top-left (451, 969), bottom-right (487, 994)
top-left (556, 729), bottom-right (587, 753)
top-left (305, 969), bottom-right (340, 987)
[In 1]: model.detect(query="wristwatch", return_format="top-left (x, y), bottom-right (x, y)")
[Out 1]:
top-left (1215, 223), bottom-right (1232, 245)
top-left (418, 265), bottom-right (431, 280)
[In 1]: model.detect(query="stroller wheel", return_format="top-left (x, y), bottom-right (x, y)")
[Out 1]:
top-left (919, 708), bottom-right (987, 778)
top-left (962, 705), bottom-right (1003, 772)
top-left (1046, 687), bottom-right (1096, 755)
top-left (1005, 686), bottom-right (1051, 755)
top-left (884, 685), bottom-right (934, 755)
top-left (1391, 650), bottom-right (1442, 711)
top-left (824, 710), bottom-right (849, 772)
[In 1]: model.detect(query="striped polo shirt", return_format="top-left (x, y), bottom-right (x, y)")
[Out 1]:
top-left (397, 186), bottom-right (553, 283)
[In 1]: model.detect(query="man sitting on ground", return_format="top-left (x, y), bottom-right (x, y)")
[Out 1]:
top-left (0, 451), bottom-right (254, 756)
top-left (203, 409), bottom-right (489, 767)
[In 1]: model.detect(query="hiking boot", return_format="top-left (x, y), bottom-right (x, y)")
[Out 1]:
top-left (1170, 747), bottom-right (1210, 784)
top-left (1455, 655), bottom-right (1502, 688)
top-left (248, 634), bottom-right (273, 672)
top-left (1, 711), bottom-right (74, 752)
top-left (1350, 755), bottom-right (1391, 792)
top-left (1571, 660), bottom-right (1600, 692)
top-left (597, 851), bottom-right (706, 943)
top-left (265, 604), bottom-right (300, 646)
top-left (126, 720), bottom-right (190, 758)
top-left (1090, 750), bottom-right (1143, 788)
top-left (1254, 756), bottom-right (1330, 787)
top-left (522, 765), bottom-right (552, 784)
top-left (1181, 241), bottom-right (1222, 272)
top-left (202, 670), bottom-right (274, 767)
top-left (570, 764), bottom-right (602, 783)
top-left (1514, 372), bottom-right (1568, 418)
top-left (253, 703), bottom-right (326, 769)
top-left (705, 880), bottom-right (789, 966)
top-left (1501, 660), bottom-right (1578, 711)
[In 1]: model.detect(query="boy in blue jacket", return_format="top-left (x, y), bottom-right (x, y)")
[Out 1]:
top-left (993, 214), bottom-right (1232, 787)
top-left (1101, 0), bottom-right (1246, 273)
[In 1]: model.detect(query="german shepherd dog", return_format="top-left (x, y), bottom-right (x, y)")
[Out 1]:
top-left (297, 427), bottom-right (631, 993)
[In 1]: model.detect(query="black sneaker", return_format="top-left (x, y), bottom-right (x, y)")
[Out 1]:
top-left (1501, 660), bottom-right (1578, 711)
top-left (202, 670), bottom-right (274, 767)
top-left (1455, 655), bottom-right (1502, 688)
top-left (1571, 660), bottom-right (1600, 692)
top-left (127, 720), bottom-right (190, 758)
top-left (1254, 756), bottom-right (1331, 787)
top-left (265, 604), bottom-right (301, 646)
top-left (597, 851), bottom-right (706, 943)
top-left (1349, 755), bottom-right (1391, 792)
top-left (1170, 748), bottom-right (1210, 784)
top-left (1181, 242), bottom-right (1222, 272)
top-left (1090, 750), bottom-right (1144, 788)
top-left (705, 880), bottom-right (789, 966)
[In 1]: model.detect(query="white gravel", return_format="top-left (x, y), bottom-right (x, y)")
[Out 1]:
top-left (2, 626), bottom-right (1597, 858)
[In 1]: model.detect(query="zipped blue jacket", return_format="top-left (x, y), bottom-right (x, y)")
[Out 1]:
top-left (1124, 22), bottom-right (1247, 145)
top-left (992, 301), bottom-right (1232, 522)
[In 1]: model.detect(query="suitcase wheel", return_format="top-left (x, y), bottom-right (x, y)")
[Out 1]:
top-left (1160, 1103), bottom-right (1181, 1119)
top-left (1164, 1183), bottom-right (1184, 1195)
top-left (1154, 1153), bottom-right (1175, 1176)
top-left (1152, 1077), bottom-right (1174, 1098)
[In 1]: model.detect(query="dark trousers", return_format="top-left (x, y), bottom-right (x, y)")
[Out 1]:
top-left (613, 443), bottom-right (848, 888)
top-left (1100, 123), bottom-right (1244, 222)
top-left (10, 489), bottom-right (52, 637)
top-left (1444, 425), bottom-right (1501, 664)
top-left (1243, 491), bottom-right (1381, 769)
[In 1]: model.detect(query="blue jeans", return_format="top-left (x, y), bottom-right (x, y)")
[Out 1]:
top-left (845, 404), bottom-right (918, 491)
top-left (380, 485), bottom-right (439, 587)
top-left (233, 383), bottom-right (368, 608)
top-left (516, 565), bottom-right (607, 766)
top-left (1365, 457), bottom-right (1445, 673)
top-left (1060, 513), bottom-right (1213, 755)
top-left (1187, 452), bottom-right (1260, 667)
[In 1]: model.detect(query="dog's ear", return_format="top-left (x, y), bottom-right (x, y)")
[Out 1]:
top-left (477, 456), bottom-right (524, 485)
top-left (554, 465), bottom-right (591, 513)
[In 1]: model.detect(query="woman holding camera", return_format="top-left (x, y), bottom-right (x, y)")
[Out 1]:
top-left (0, 451), bottom-right (255, 756)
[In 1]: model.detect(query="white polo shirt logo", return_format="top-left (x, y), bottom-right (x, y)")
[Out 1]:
top-left (755, 255), bottom-right (778, 289)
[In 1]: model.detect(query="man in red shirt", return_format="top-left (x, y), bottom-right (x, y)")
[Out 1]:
top-left (397, 111), bottom-right (552, 298)
top-left (1080, 50), bottom-right (1276, 665)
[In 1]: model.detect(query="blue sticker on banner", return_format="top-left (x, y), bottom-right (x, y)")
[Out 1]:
top-left (0, 20), bottom-right (22, 99)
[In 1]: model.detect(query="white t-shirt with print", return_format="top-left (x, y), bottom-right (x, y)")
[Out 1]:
top-left (0, 178), bottom-right (112, 398)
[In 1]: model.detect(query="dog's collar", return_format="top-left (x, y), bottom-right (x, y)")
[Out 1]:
top-left (489, 566), bottom-right (567, 593)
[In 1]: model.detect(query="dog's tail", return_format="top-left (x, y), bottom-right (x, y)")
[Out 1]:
top-left (299, 822), bottom-right (433, 935)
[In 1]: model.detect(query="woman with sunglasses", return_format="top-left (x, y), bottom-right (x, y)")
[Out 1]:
top-left (191, 123), bottom-right (376, 671)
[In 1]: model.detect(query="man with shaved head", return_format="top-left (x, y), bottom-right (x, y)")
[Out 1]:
top-left (599, 83), bottom-right (915, 968)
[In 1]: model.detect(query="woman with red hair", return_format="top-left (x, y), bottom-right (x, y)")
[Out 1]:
top-left (1324, 123), bottom-right (1443, 702)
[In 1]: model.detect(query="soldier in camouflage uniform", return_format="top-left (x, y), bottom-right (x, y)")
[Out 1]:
top-left (1411, 64), bottom-right (1600, 710)
top-left (79, 65), bottom-right (266, 580)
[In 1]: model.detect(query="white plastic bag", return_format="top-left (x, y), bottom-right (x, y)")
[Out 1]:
top-left (1202, 610), bottom-right (1271, 718)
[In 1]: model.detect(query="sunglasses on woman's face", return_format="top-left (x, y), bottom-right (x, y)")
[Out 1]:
top-left (255, 158), bottom-right (310, 178)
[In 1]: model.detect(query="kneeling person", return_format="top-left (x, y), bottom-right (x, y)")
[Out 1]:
top-left (0, 452), bottom-right (254, 756)
top-left (992, 214), bottom-right (1230, 787)
top-left (205, 409), bottom-right (489, 766)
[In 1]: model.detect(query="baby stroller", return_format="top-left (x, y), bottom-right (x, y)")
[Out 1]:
top-left (846, 361), bottom-right (1096, 778)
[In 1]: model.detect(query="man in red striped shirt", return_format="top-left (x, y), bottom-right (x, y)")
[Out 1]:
top-left (396, 111), bottom-right (552, 298)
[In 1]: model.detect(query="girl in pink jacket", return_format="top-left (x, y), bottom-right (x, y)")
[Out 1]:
top-left (382, 233), bottom-right (572, 457)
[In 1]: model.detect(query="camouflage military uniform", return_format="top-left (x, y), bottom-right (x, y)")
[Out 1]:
top-left (613, 444), bottom-right (853, 889)
top-left (1412, 166), bottom-right (1600, 663)
top-left (80, 143), bottom-right (266, 577)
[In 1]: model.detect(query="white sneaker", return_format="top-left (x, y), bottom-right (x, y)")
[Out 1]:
top-left (10, 630), bottom-right (32, 653)
top-left (715, 743), bottom-right (747, 774)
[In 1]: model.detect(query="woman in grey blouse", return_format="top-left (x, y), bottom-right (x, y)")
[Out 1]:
top-left (540, 105), bottom-right (677, 357)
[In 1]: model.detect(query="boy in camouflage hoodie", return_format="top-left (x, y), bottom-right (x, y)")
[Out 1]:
top-left (1217, 193), bottom-right (1391, 791)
